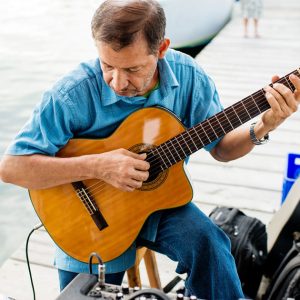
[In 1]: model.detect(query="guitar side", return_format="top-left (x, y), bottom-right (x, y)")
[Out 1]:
top-left (29, 107), bottom-right (194, 263)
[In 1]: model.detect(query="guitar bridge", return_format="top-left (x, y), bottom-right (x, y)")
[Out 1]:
top-left (72, 181), bottom-right (108, 231)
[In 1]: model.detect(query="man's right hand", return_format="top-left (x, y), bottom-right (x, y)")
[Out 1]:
top-left (92, 148), bottom-right (150, 192)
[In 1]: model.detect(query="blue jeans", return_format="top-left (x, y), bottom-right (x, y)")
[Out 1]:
top-left (58, 203), bottom-right (244, 299)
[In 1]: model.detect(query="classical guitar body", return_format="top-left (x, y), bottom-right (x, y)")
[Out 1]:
top-left (29, 107), bottom-right (193, 263)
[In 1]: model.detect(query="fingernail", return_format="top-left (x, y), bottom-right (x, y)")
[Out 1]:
top-left (265, 92), bottom-right (271, 97)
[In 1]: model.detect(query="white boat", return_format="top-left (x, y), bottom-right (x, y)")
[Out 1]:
top-left (158, 0), bottom-right (235, 48)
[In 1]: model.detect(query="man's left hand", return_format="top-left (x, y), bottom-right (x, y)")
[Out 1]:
top-left (262, 73), bottom-right (300, 131)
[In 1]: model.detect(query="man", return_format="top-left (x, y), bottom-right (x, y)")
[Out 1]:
top-left (0, 0), bottom-right (299, 298)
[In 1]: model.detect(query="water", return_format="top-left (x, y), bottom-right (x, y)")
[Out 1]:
top-left (0, 0), bottom-right (101, 266)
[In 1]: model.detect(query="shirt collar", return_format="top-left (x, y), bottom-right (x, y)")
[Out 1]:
top-left (100, 53), bottom-right (179, 107)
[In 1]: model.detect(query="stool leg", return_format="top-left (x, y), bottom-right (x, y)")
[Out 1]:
top-left (126, 247), bottom-right (147, 288)
top-left (127, 264), bottom-right (142, 288)
top-left (126, 248), bottom-right (161, 289)
top-left (144, 249), bottom-right (162, 289)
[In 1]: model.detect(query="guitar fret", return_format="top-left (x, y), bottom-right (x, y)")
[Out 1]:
top-left (223, 111), bottom-right (235, 130)
top-left (223, 107), bottom-right (239, 129)
top-left (244, 96), bottom-right (259, 117)
top-left (240, 101), bottom-right (252, 122)
top-left (256, 90), bottom-right (269, 110)
top-left (213, 115), bottom-right (226, 135)
top-left (180, 134), bottom-right (193, 154)
top-left (251, 94), bottom-right (262, 113)
top-left (284, 76), bottom-right (293, 90)
top-left (241, 101), bottom-right (251, 119)
top-left (182, 131), bottom-right (197, 153)
top-left (203, 120), bottom-right (218, 142)
top-left (186, 130), bottom-right (198, 150)
top-left (163, 143), bottom-right (177, 165)
top-left (161, 143), bottom-right (173, 167)
top-left (200, 123), bottom-right (212, 143)
top-left (207, 120), bottom-right (218, 137)
top-left (166, 140), bottom-right (181, 162)
top-left (192, 127), bottom-right (204, 147)
top-left (231, 106), bottom-right (243, 124)
top-left (216, 112), bottom-right (231, 133)
top-left (174, 136), bottom-right (188, 158)
top-left (153, 147), bottom-right (168, 169)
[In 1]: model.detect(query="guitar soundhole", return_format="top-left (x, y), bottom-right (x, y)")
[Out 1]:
top-left (128, 143), bottom-right (168, 191)
top-left (144, 170), bottom-right (161, 183)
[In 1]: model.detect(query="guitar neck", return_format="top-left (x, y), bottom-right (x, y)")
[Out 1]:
top-left (147, 68), bottom-right (300, 172)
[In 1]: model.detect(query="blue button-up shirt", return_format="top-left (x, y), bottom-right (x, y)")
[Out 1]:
top-left (6, 49), bottom-right (223, 274)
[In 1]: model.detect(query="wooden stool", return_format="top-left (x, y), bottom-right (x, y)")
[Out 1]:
top-left (126, 247), bottom-right (161, 289)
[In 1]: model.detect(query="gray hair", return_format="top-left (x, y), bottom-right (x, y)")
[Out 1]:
top-left (91, 0), bottom-right (166, 54)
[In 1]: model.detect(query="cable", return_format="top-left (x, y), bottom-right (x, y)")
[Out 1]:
top-left (89, 252), bottom-right (105, 287)
top-left (88, 252), bottom-right (103, 274)
top-left (127, 288), bottom-right (171, 300)
top-left (163, 275), bottom-right (184, 293)
top-left (25, 223), bottom-right (43, 300)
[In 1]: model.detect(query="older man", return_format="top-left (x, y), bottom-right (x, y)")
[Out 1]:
top-left (1, 0), bottom-right (299, 298)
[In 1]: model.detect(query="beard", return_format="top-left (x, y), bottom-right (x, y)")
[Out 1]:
top-left (111, 65), bottom-right (158, 98)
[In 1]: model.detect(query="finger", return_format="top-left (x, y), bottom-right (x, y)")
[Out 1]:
top-left (138, 153), bottom-right (147, 160)
top-left (133, 159), bottom-right (150, 171)
top-left (131, 170), bottom-right (149, 182)
top-left (289, 73), bottom-right (300, 87)
top-left (264, 85), bottom-right (291, 114)
top-left (123, 185), bottom-right (135, 192)
top-left (271, 75), bottom-right (280, 83)
top-left (290, 74), bottom-right (300, 100)
top-left (273, 82), bottom-right (297, 112)
top-left (117, 179), bottom-right (136, 192)
top-left (124, 149), bottom-right (147, 160)
top-left (264, 92), bottom-right (281, 114)
top-left (128, 179), bottom-right (143, 189)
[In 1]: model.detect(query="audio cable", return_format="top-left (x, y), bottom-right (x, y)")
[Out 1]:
top-left (25, 223), bottom-right (43, 300)
top-left (89, 252), bottom-right (106, 287)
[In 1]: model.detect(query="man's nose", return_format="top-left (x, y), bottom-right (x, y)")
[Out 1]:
top-left (111, 70), bottom-right (128, 92)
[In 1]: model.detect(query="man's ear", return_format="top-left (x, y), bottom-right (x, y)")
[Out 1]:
top-left (158, 38), bottom-right (170, 59)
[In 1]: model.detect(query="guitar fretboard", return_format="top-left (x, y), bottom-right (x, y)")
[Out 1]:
top-left (147, 68), bottom-right (300, 173)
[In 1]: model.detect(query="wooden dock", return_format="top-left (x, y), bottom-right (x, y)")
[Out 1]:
top-left (0, 0), bottom-right (300, 299)
top-left (191, 0), bottom-right (300, 220)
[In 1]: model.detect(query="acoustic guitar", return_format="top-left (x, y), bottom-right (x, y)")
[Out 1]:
top-left (29, 68), bottom-right (300, 263)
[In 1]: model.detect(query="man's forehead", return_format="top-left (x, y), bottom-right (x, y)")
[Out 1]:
top-left (101, 59), bottom-right (143, 69)
top-left (96, 40), bottom-right (155, 67)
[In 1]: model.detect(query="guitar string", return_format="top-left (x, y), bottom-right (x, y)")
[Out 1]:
top-left (75, 101), bottom-right (266, 203)
top-left (75, 71), bottom-right (299, 198)
top-left (79, 101), bottom-right (269, 197)
top-left (80, 80), bottom-right (295, 200)
top-left (85, 69), bottom-right (298, 192)
top-left (78, 74), bottom-right (288, 195)
top-left (78, 72), bottom-right (298, 198)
